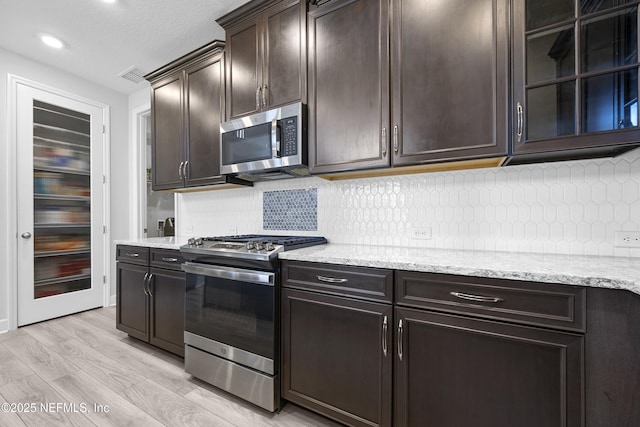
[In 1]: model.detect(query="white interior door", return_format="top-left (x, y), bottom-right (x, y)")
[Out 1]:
top-left (16, 83), bottom-right (105, 326)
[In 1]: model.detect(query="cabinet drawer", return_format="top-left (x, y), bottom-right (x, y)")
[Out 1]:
top-left (150, 249), bottom-right (184, 271)
top-left (282, 260), bottom-right (393, 303)
top-left (116, 245), bottom-right (150, 266)
top-left (396, 271), bottom-right (585, 332)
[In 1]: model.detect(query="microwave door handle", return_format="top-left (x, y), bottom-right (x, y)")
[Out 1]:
top-left (272, 119), bottom-right (280, 158)
top-left (276, 123), bottom-right (282, 157)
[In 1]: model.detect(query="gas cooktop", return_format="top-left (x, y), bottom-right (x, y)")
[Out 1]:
top-left (204, 234), bottom-right (326, 249)
top-left (180, 234), bottom-right (327, 266)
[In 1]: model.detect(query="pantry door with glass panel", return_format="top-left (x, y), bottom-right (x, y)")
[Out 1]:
top-left (16, 83), bottom-right (105, 326)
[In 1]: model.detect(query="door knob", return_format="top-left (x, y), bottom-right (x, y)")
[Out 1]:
top-left (21, 232), bottom-right (32, 239)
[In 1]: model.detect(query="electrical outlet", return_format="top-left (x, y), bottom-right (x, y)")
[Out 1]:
top-left (412, 227), bottom-right (432, 240)
top-left (615, 231), bottom-right (640, 248)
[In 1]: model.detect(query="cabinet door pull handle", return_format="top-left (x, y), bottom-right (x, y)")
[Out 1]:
top-left (178, 161), bottom-right (184, 180)
top-left (161, 257), bottom-right (178, 263)
top-left (382, 315), bottom-right (388, 357)
top-left (184, 161), bottom-right (189, 180)
top-left (382, 127), bottom-right (387, 157)
top-left (393, 125), bottom-right (399, 154)
top-left (262, 84), bottom-right (268, 107)
top-left (397, 319), bottom-right (403, 361)
top-left (146, 273), bottom-right (154, 297)
top-left (256, 87), bottom-right (262, 110)
top-left (516, 102), bottom-right (523, 143)
top-left (450, 291), bottom-right (504, 303)
top-left (317, 275), bottom-right (348, 284)
top-left (126, 252), bottom-right (139, 258)
top-left (142, 272), bottom-right (150, 296)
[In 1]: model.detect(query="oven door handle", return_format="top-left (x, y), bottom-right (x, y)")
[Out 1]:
top-left (182, 262), bottom-right (275, 286)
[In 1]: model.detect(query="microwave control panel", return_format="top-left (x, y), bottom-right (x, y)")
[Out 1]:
top-left (279, 117), bottom-right (298, 157)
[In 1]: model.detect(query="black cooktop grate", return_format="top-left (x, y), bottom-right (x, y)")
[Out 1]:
top-left (203, 235), bottom-right (327, 250)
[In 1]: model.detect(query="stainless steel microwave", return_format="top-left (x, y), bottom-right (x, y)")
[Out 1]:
top-left (220, 102), bottom-right (308, 181)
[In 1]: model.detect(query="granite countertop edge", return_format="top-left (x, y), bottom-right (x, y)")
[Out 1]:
top-left (113, 239), bottom-right (640, 296)
top-left (113, 237), bottom-right (190, 250)
top-left (278, 243), bottom-right (640, 296)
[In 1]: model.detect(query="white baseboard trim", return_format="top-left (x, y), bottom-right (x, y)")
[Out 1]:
top-left (0, 318), bottom-right (9, 334)
top-left (109, 295), bottom-right (116, 307)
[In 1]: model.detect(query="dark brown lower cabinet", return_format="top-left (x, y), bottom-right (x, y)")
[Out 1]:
top-left (281, 262), bottom-right (640, 427)
top-left (585, 288), bottom-right (640, 427)
top-left (116, 246), bottom-right (185, 357)
top-left (148, 267), bottom-right (185, 356)
top-left (394, 307), bottom-right (584, 427)
top-left (116, 261), bottom-right (149, 342)
top-left (281, 288), bottom-right (393, 427)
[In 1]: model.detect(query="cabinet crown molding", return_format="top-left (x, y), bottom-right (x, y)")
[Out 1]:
top-left (216, 0), bottom-right (285, 29)
top-left (144, 40), bottom-right (225, 83)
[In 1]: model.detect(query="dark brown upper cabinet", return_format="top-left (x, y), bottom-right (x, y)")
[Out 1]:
top-left (308, 0), bottom-right (509, 175)
top-left (145, 41), bottom-right (226, 191)
top-left (307, 0), bottom-right (390, 174)
top-left (391, 0), bottom-right (510, 166)
top-left (217, 0), bottom-right (307, 120)
top-left (510, 0), bottom-right (640, 164)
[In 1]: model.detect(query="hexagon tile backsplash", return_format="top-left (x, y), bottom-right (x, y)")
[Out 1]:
top-left (178, 148), bottom-right (640, 258)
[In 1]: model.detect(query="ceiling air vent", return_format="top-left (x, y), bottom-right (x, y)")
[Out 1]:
top-left (118, 66), bottom-right (146, 84)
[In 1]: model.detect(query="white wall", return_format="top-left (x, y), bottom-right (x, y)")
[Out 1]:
top-left (0, 47), bottom-right (130, 330)
top-left (178, 148), bottom-right (640, 258)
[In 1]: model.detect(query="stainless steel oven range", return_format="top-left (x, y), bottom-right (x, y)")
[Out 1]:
top-left (180, 235), bottom-right (327, 412)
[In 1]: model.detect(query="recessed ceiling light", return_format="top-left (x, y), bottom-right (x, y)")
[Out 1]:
top-left (40, 34), bottom-right (65, 49)
top-left (102, 0), bottom-right (117, 3)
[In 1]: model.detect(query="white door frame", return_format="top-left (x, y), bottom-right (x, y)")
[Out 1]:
top-left (6, 74), bottom-right (111, 330)
top-left (130, 104), bottom-right (150, 239)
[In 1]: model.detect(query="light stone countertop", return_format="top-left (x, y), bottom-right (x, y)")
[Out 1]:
top-left (278, 243), bottom-right (640, 296)
top-left (113, 238), bottom-right (640, 296)
top-left (113, 236), bottom-right (191, 250)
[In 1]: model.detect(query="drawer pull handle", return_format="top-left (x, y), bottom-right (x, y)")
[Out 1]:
top-left (317, 275), bottom-right (348, 284)
top-left (450, 292), bottom-right (504, 303)
top-left (126, 252), bottom-right (139, 258)
top-left (382, 315), bottom-right (388, 357)
top-left (161, 257), bottom-right (178, 263)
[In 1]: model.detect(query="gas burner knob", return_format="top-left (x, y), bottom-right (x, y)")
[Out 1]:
top-left (246, 241), bottom-right (256, 250)
top-left (187, 238), bottom-right (196, 246)
top-left (255, 242), bottom-right (265, 251)
top-left (265, 242), bottom-right (275, 251)
top-left (195, 238), bottom-right (203, 246)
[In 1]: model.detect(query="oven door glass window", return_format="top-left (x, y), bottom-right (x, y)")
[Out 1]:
top-left (185, 271), bottom-right (275, 360)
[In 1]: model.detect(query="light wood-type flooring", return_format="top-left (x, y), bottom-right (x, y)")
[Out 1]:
top-left (0, 307), bottom-right (341, 427)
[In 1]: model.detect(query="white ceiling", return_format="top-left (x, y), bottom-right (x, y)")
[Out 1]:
top-left (0, 0), bottom-right (251, 95)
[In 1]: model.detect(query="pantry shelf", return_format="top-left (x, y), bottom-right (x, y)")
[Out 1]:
top-left (34, 249), bottom-right (91, 258)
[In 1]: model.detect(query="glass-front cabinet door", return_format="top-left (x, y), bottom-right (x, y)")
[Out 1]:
top-left (513, 0), bottom-right (640, 155)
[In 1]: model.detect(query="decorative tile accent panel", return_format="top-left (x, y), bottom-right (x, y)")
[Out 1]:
top-left (263, 188), bottom-right (318, 231)
top-left (177, 148), bottom-right (640, 258)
